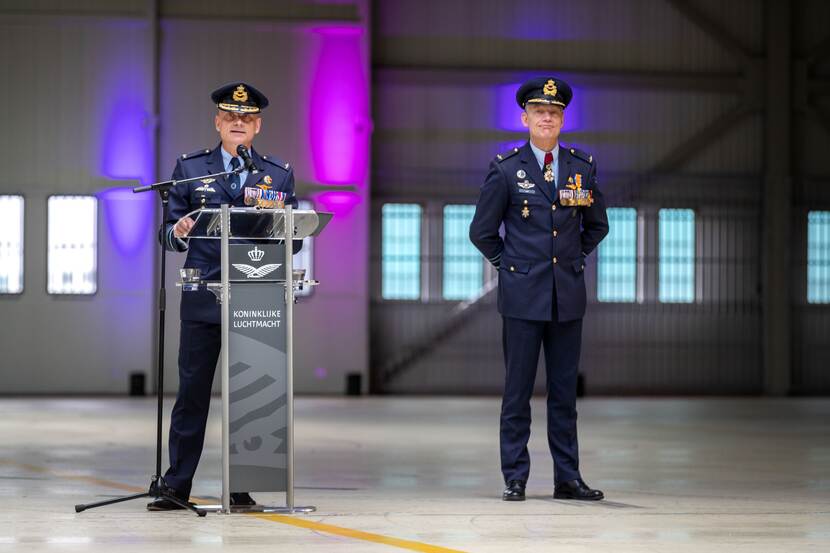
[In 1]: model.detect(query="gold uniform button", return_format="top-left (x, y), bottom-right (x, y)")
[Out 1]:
top-left (553, 257), bottom-right (558, 264)
top-left (553, 230), bottom-right (558, 237)
top-left (523, 199), bottom-right (528, 205)
top-left (552, 204), bottom-right (557, 211)
top-left (510, 266), bottom-right (515, 272)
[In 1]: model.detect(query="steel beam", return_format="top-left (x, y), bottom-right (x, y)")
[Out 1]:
top-left (663, 0), bottom-right (755, 62)
top-left (375, 66), bottom-right (746, 94)
top-left (0, 0), bottom-right (360, 22)
top-left (761, 0), bottom-right (793, 395)
top-left (649, 104), bottom-right (757, 173)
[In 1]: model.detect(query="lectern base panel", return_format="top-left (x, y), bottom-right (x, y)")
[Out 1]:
top-left (199, 504), bottom-right (317, 514)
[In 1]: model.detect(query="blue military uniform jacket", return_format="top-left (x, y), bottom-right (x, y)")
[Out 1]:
top-left (164, 143), bottom-right (297, 324)
top-left (470, 142), bottom-right (609, 322)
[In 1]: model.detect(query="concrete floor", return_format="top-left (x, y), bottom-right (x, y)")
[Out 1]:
top-left (0, 397), bottom-right (828, 552)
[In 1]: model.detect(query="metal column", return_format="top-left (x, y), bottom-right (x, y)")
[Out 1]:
top-left (762, 0), bottom-right (793, 395)
top-left (220, 204), bottom-right (231, 512)
top-left (284, 205), bottom-right (296, 509)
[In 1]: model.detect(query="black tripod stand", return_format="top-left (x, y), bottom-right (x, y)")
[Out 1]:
top-left (74, 166), bottom-right (244, 517)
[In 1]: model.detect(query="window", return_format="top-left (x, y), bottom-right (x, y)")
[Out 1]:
top-left (48, 195), bottom-right (97, 294)
top-left (443, 204), bottom-right (482, 300)
top-left (658, 208), bottom-right (695, 303)
top-left (808, 210), bottom-right (830, 304)
top-left (382, 203), bottom-right (421, 300)
top-left (597, 207), bottom-right (637, 302)
top-left (0, 195), bottom-right (24, 294)
top-left (294, 200), bottom-right (315, 297)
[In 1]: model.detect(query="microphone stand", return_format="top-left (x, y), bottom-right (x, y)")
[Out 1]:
top-left (74, 165), bottom-right (245, 517)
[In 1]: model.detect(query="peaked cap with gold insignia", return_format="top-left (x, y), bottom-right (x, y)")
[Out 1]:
top-left (211, 82), bottom-right (269, 114)
top-left (515, 76), bottom-right (573, 109)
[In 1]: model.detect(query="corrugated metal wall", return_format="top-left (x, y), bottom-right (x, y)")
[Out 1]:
top-left (0, 0), bottom-right (371, 394)
top-left (792, 0), bottom-right (830, 393)
top-left (0, 2), bottom-right (157, 393)
top-left (370, 0), bottom-right (830, 394)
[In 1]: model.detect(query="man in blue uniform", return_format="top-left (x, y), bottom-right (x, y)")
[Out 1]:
top-left (470, 77), bottom-right (609, 501)
top-left (147, 82), bottom-right (298, 511)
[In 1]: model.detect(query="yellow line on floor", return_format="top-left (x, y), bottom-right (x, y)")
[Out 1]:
top-left (253, 513), bottom-right (467, 553)
top-left (1, 459), bottom-right (468, 553)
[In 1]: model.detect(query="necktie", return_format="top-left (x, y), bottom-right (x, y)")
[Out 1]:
top-left (543, 151), bottom-right (554, 190)
top-left (229, 156), bottom-right (241, 191)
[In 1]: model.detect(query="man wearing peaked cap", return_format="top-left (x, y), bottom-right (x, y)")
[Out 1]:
top-left (147, 82), bottom-right (299, 511)
top-left (470, 76), bottom-right (609, 502)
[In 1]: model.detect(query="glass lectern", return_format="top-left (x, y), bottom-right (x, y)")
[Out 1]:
top-left (178, 205), bottom-right (332, 514)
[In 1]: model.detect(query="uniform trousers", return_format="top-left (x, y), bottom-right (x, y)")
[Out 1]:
top-left (500, 298), bottom-right (583, 485)
top-left (164, 320), bottom-right (221, 497)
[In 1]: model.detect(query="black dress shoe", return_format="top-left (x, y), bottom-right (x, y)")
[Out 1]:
top-left (502, 480), bottom-right (526, 501)
top-left (147, 490), bottom-right (191, 511)
top-left (553, 478), bottom-right (604, 501)
top-left (230, 492), bottom-right (256, 506)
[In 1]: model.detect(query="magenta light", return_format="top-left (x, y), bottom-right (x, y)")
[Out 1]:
top-left (309, 26), bottom-right (370, 185)
top-left (316, 191), bottom-right (360, 216)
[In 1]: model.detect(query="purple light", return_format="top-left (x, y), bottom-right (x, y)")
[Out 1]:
top-left (101, 98), bottom-right (154, 184)
top-left (494, 82), bottom-right (583, 133)
top-left (98, 187), bottom-right (154, 257)
top-left (309, 26), bottom-right (370, 185)
top-left (314, 367), bottom-right (328, 380)
top-left (494, 83), bottom-right (526, 132)
top-left (316, 191), bottom-right (360, 216)
top-left (562, 87), bottom-right (582, 132)
top-left (497, 139), bottom-right (527, 153)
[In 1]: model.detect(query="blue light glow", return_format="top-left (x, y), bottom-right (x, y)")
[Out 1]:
top-left (101, 98), bottom-right (153, 184)
top-left (98, 187), bottom-right (154, 257)
top-left (494, 82), bottom-right (582, 133)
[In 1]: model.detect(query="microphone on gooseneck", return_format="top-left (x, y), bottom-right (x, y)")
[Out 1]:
top-left (236, 144), bottom-right (257, 172)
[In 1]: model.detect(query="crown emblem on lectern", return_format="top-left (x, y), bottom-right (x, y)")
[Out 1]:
top-left (248, 246), bottom-right (265, 262)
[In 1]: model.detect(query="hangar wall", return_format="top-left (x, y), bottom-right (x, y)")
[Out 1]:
top-left (369, 0), bottom-right (830, 395)
top-left (0, 0), bottom-right (371, 394)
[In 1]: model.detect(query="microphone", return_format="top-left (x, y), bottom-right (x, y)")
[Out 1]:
top-left (236, 144), bottom-right (257, 172)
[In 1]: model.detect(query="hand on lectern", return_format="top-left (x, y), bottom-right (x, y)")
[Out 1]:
top-left (173, 216), bottom-right (196, 238)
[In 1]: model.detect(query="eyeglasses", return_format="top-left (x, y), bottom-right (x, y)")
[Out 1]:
top-left (219, 112), bottom-right (257, 124)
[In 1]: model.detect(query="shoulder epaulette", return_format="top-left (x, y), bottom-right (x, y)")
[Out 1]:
top-left (180, 148), bottom-right (211, 160)
top-left (567, 147), bottom-right (593, 164)
top-left (260, 154), bottom-right (291, 172)
top-left (494, 146), bottom-right (520, 163)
